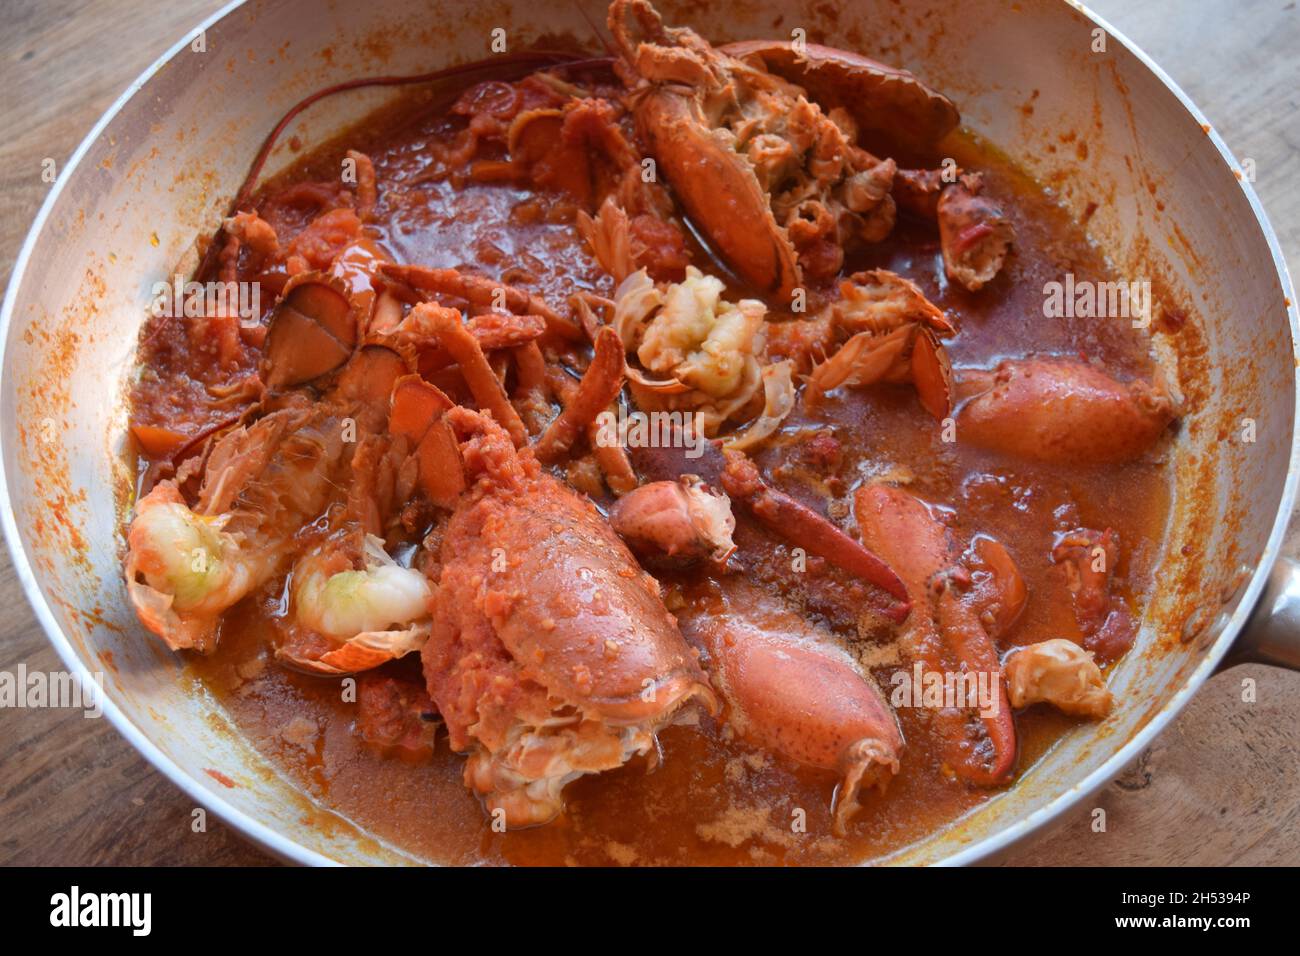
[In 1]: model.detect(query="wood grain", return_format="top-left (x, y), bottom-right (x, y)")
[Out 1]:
top-left (0, 0), bottom-right (270, 867)
top-left (0, 0), bottom-right (1296, 866)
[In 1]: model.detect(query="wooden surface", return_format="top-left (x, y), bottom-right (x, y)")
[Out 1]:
top-left (0, 0), bottom-right (1297, 867)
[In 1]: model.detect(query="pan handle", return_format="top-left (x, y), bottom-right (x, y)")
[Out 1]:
top-left (1224, 555), bottom-right (1300, 670)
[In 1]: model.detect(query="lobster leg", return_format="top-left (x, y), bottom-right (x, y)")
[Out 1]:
top-left (855, 483), bottom-right (1019, 785)
top-left (722, 451), bottom-right (910, 621)
top-left (380, 262), bottom-right (582, 342)
top-left (933, 580), bottom-right (1017, 785)
top-left (533, 327), bottom-right (626, 462)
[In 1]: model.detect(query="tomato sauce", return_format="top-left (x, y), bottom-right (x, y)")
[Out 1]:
top-left (128, 61), bottom-right (1174, 865)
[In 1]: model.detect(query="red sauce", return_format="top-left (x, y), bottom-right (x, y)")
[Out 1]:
top-left (130, 62), bottom-right (1171, 866)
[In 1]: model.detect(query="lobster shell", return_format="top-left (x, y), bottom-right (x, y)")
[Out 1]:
top-left (633, 88), bottom-right (801, 300)
top-left (722, 40), bottom-right (961, 153)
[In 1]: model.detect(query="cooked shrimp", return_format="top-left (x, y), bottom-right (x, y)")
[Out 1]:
top-left (125, 482), bottom-right (268, 653)
top-left (294, 535), bottom-right (431, 638)
top-left (280, 533), bottom-right (433, 675)
top-left (637, 267), bottom-right (766, 398)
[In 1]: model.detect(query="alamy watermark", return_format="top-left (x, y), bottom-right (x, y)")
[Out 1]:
top-left (50, 886), bottom-right (150, 936)
top-left (0, 664), bottom-right (103, 718)
top-left (594, 408), bottom-right (708, 459)
top-left (1043, 273), bottom-right (1151, 328)
top-left (150, 274), bottom-right (261, 327)
top-left (889, 662), bottom-right (1000, 718)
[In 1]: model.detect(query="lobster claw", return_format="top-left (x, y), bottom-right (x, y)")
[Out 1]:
top-left (720, 40), bottom-right (960, 154)
top-left (610, 0), bottom-right (958, 302)
top-left (626, 69), bottom-right (801, 298)
top-left (855, 482), bottom-right (1019, 786)
top-left (954, 357), bottom-right (1180, 465)
top-left (609, 1), bottom-right (964, 301)
top-left (680, 582), bottom-right (903, 835)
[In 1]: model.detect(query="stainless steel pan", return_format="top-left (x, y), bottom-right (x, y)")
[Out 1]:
top-left (2, 0), bottom-right (1297, 865)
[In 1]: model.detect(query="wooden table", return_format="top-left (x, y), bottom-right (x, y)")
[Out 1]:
top-left (1, 0), bottom-right (1296, 866)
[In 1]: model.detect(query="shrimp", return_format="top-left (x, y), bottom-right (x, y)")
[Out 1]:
top-left (125, 482), bottom-right (270, 653)
top-left (610, 267), bottom-right (792, 445)
top-left (636, 266), bottom-right (766, 398)
top-left (279, 532), bottom-right (433, 675)
top-left (125, 397), bottom-right (362, 654)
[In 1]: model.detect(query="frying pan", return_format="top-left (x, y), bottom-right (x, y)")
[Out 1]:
top-left (2, 0), bottom-right (1296, 865)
